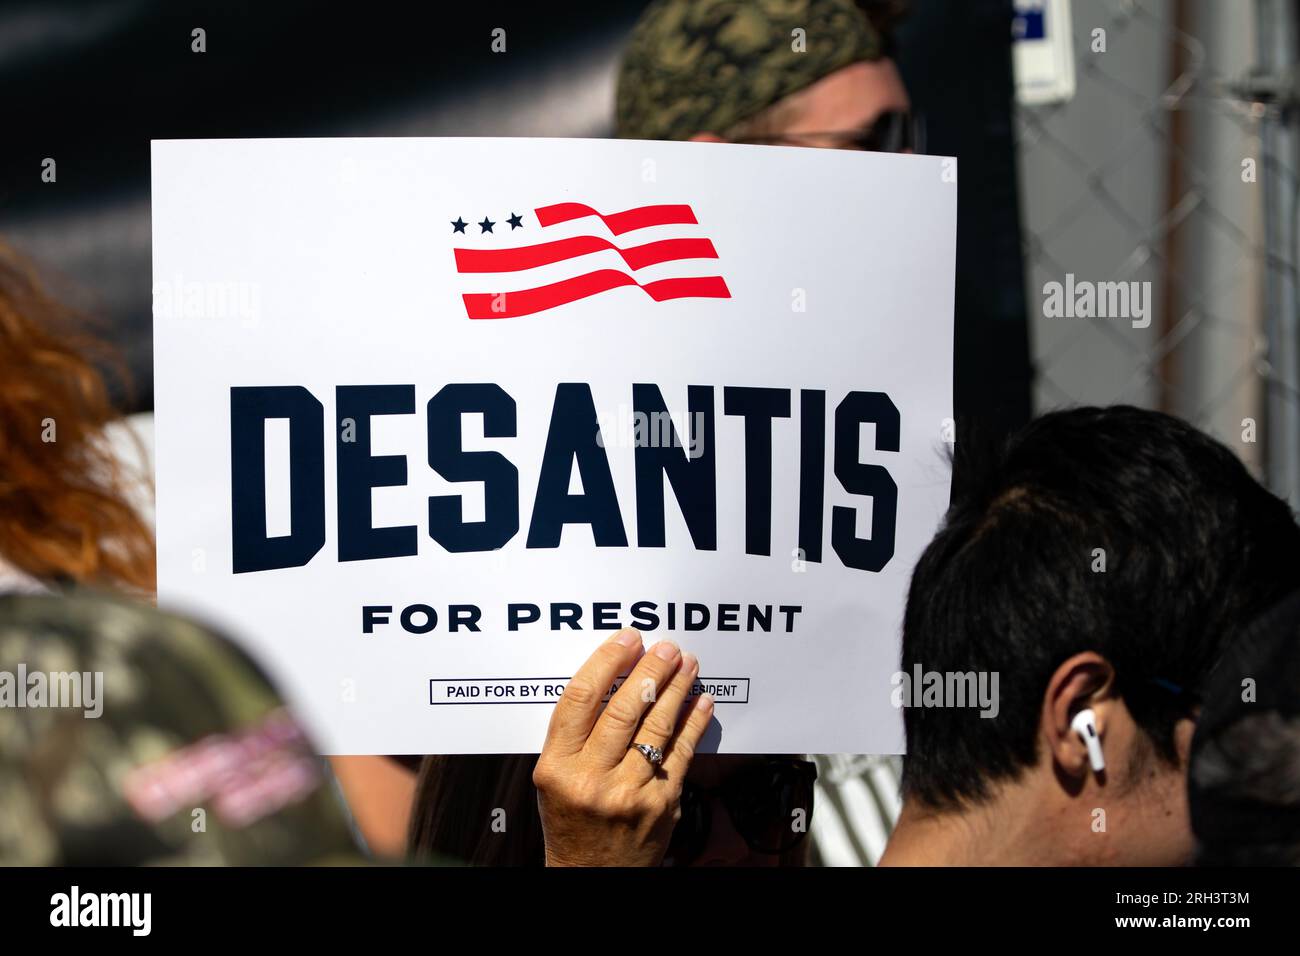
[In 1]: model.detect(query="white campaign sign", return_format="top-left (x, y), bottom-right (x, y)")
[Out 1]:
top-left (152, 137), bottom-right (956, 754)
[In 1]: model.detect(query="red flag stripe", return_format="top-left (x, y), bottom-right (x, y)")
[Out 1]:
top-left (533, 202), bottom-right (698, 236)
top-left (454, 235), bottom-right (717, 273)
top-left (463, 269), bottom-right (730, 319)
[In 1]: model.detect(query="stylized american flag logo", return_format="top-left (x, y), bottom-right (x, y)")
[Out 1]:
top-left (451, 202), bottom-right (731, 319)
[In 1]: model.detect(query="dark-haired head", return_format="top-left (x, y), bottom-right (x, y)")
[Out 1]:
top-left (1189, 589), bottom-right (1300, 866)
top-left (895, 406), bottom-right (1300, 864)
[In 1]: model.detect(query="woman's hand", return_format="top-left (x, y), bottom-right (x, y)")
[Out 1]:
top-left (533, 628), bottom-right (714, 866)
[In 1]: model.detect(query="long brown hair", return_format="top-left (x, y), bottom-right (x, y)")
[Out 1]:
top-left (407, 755), bottom-right (545, 866)
top-left (407, 754), bottom-right (815, 866)
top-left (0, 240), bottom-right (156, 594)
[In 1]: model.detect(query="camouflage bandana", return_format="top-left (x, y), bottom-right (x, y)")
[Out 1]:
top-left (0, 592), bottom-right (364, 865)
top-left (616, 0), bottom-right (885, 141)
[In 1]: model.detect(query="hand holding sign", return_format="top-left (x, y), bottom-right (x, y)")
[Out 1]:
top-left (534, 628), bottom-right (713, 867)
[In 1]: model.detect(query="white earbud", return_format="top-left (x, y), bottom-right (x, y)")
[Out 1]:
top-left (1071, 708), bottom-right (1106, 773)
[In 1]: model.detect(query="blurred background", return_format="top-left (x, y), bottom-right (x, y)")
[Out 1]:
top-left (1, 0), bottom-right (1034, 440)
top-left (1019, 0), bottom-right (1300, 511)
top-left (3, 0), bottom-right (1299, 864)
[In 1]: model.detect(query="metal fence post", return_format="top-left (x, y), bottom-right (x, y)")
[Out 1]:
top-left (1255, 0), bottom-right (1300, 509)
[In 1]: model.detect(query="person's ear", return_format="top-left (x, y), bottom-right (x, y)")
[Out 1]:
top-left (688, 132), bottom-right (728, 143)
top-left (1042, 652), bottom-right (1116, 781)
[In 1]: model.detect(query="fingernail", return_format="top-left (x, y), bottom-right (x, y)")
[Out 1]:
top-left (614, 628), bottom-right (642, 647)
top-left (695, 693), bottom-right (714, 711)
top-left (681, 651), bottom-right (698, 672)
top-left (652, 641), bottom-right (679, 661)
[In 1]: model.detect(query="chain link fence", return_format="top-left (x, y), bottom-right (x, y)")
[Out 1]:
top-left (1017, 0), bottom-right (1300, 509)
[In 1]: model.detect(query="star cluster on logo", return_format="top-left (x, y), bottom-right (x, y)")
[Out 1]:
top-left (451, 212), bottom-right (525, 234)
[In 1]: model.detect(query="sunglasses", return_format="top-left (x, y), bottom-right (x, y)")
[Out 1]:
top-left (666, 757), bottom-right (817, 865)
top-left (736, 111), bottom-right (925, 154)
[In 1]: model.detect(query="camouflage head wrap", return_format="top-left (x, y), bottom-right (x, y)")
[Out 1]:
top-left (616, 0), bottom-right (885, 141)
top-left (0, 592), bottom-right (364, 865)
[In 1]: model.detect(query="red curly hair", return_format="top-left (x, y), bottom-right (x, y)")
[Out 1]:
top-left (0, 240), bottom-right (156, 594)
